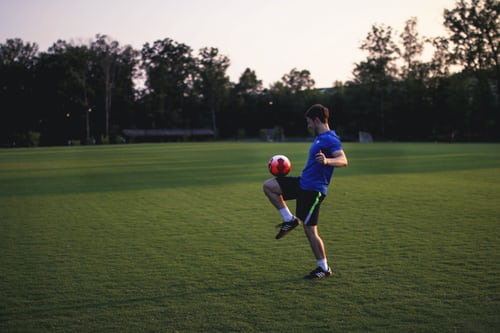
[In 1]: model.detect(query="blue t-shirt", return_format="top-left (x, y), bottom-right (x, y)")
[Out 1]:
top-left (299, 130), bottom-right (342, 195)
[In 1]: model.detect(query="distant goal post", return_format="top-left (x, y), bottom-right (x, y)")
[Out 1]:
top-left (358, 131), bottom-right (373, 143)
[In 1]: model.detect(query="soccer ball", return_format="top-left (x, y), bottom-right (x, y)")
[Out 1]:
top-left (268, 154), bottom-right (291, 177)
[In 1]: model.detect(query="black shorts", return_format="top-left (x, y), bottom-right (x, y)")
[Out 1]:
top-left (276, 177), bottom-right (325, 226)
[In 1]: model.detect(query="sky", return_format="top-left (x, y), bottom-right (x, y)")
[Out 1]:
top-left (0, 0), bottom-right (457, 88)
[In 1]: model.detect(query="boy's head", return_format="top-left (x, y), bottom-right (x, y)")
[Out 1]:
top-left (305, 104), bottom-right (329, 124)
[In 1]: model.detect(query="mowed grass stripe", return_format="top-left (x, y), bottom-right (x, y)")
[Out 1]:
top-left (1, 142), bottom-right (499, 332)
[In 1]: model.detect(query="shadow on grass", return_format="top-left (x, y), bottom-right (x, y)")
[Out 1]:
top-left (0, 276), bottom-right (326, 320)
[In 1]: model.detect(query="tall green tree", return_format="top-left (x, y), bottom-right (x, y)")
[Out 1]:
top-left (353, 24), bottom-right (399, 84)
top-left (91, 34), bottom-right (139, 140)
top-left (0, 38), bottom-right (38, 145)
top-left (444, 0), bottom-right (499, 75)
top-left (36, 40), bottom-right (95, 145)
top-left (234, 68), bottom-right (262, 95)
top-left (280, 68), bottom-right (315, 93)
top-left (92, 35), bottom-right (117, 139)
top-left (428, 37), bottom-right (452, 78)
top-left (90, 34), bottom-right (139, 138)
top-left (0, 38), bottom-right (38, 66)
top-left (266, 68), bottom-right (320, 137)
top-left (224, 68), bottom-right (263, 138)
top-left (141, 38), bottom-right (196, 128)
top-left (397, 17), bottom-right (434, 139)
top-left (444, 0), bottom-right (499, 139)
top-left (195, 47), bottom-right (230, 137)
top-left (353, 24), bottom-right (399, 138)
top-left (399, 17), bottom-right (426, 80)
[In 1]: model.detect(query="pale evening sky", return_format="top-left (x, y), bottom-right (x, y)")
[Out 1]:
top-left (0, 0), bottom-right (457, 87)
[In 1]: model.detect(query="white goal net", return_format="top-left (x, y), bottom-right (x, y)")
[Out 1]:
top-left (358, 131), bottom-right (373, 143)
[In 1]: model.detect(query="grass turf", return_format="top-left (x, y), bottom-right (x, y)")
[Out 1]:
top-left (0, 142), bottom-right (499, 332)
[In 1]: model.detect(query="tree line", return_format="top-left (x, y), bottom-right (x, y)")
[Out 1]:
top-left (1, 0), bottom-right (498, 146)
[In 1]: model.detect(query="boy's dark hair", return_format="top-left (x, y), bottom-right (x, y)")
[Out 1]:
top-left (305, 104), bottom-right (329, 124)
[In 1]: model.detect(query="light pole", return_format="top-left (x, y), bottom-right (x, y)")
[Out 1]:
top-left (66, 113), bottom-right (72, 145)
top-left (86, 108), bottom-right (92, 144)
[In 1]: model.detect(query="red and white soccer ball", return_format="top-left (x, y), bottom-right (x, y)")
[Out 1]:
top-left (268, 154), bottom-right (291, 177)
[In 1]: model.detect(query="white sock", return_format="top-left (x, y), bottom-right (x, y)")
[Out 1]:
top-left (317, 258), bottom-right (329, 271)
top-left (279, 207), bottom-right (294, 222)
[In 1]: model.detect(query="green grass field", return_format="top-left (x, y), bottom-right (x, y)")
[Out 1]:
top-left (1, 142), bottom-right (499, 332)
